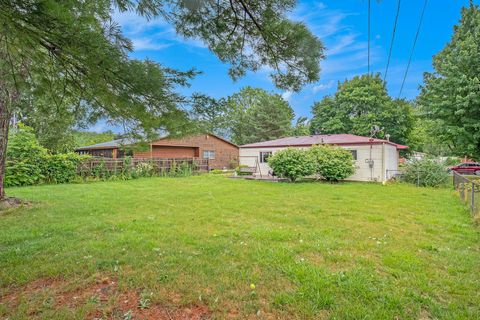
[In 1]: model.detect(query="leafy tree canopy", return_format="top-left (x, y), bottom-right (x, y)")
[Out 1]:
top-left (417, 2), bottom-right (480, 159)
top-left (227, 87), bottom-right (294, 145)
top-left (310, 74), bottom-right (415, 146)
top-left (188, 94), bottom-right (231, 138)
top-left (291, 116), bottom-right (311, 136)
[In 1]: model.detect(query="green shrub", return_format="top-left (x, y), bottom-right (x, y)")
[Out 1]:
top-left (176, 161), bottom-right (193, 177)
top-left (267, 148), bottom-right (315, 182)
top-left (308, 145), bottom-right (355, 181)
top-left (443, 156), bottom-right (460, 167)
top-left (403, 158), bottom-right (449, 187)
top-left (133, 162), bottom-right (156, 178)
top-left (5, 124), bottom-right (47, 187)
top-left (5, 160), bottom-right (44, 186)
top-left (42, 153), bottom-right (89, 184)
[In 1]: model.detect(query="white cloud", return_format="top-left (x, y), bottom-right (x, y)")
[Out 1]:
top-left (282, 91), bottom-right (293, 102)
top-left (327, 34), bottom-right (357, 56)
top-left (131, 38), bottom-right (172, 51)
top-left (312, 80), bottom-right (335, 93)
top-left (112, 10), bottom-right (207, 51)
top-left (290, 2), bottom-right (382, 80)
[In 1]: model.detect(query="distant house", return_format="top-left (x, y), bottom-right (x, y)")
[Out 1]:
top-left (76, 134), bottom-right (239, 169)
top-left (239, 134), bottom-right (408, 182)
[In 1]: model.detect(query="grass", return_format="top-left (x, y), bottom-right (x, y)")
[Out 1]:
top-left (0, 175), bottom-right (479, 319)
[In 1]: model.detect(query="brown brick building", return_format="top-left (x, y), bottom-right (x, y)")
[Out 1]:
top-left (76, 134), bottom-right (239, 169)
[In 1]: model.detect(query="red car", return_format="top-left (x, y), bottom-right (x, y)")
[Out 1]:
top-left (450, 162), bottom-right (480, 175)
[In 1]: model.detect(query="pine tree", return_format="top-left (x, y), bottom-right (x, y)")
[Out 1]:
top-left (227, 87), bottom-right (294, 145)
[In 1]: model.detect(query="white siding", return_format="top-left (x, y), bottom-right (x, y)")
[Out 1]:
top-left (384, 144), bottom-right (399, 180)
top-left (239, 143), bottom-right (399, 182)
top-left (239, 147), bottom-right (288, 176)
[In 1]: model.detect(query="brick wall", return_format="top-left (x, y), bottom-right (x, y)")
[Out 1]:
top-left (134, 134), bottom-right (238, 169)
top-left (134, 146), bottom-right (197, 159)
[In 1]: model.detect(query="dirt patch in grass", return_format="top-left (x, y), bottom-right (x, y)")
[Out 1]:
top-left (0, 197), bottom-right (30, 212)
top-left (1, 276), bottom-right (211, 319)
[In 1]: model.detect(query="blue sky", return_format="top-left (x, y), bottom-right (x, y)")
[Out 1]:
top-left (97, 0), bottom-right (474, 132)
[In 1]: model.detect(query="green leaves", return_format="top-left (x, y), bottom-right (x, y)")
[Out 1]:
top-left (310, 74), bottom-right (415, 146)
top-left (267, 148), bottom-right (315, 182)
top-left (267, 145), bottom-right (356, 182)
top-left (170, 0), bottom-right (324, 91)
top-left (403, 159), bottom-right (449, 188)
top-left (5, 124), bottom-right (89, 186)
top-left (227, 87), bottom-right (294, 145)
top-left (418, 3), bottom-right (480, 159)
top-left (309, 145), bottom-right (355, 181)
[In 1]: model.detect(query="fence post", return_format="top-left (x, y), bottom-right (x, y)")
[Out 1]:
top-left (472, 182), bottom-right (475, 216)
top-left (416, 170), bottom-right (420, 187)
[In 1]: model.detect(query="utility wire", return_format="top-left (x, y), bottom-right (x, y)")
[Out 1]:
top-left (384, 0), bottom-right (401, 82)
top-left (398, 0), bottom-right (428, 98)
top-left (367, 0), bottom-right (371, 75)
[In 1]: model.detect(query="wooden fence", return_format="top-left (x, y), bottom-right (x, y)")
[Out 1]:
top-left (77, 157), bottom-right (209, 176)
top-left (453, 171), bottom-right (480, 217)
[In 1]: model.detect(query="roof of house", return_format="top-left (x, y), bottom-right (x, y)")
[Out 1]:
top-left (75, 138), bottom-right (137, 151)
top-left (76, 133), bottom-right (238, 151)
top-left (240, 134), bottom-right (408, 149)
top-left (150, 133), bottom-right (239, 148)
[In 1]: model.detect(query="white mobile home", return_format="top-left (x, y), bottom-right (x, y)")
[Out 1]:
top-left (239, 134), bottom-right (407, 182)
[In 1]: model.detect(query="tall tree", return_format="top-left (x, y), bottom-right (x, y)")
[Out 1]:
top-left (310, 74), bottom-right (415, 145)
top-left (227, 87), bottom-right (294, 145)
top-left (0, 0), bottom-right (324, 199)
top-left (418, 2), bottom-right (480, 159)
top-left (291, 116), bottom-right (311, 136)
top-left (189, 94), bottom-right (230, 138)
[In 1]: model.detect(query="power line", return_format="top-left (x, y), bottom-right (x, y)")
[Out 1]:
top-left (367, 0), bottom-right (371, 75)
top-left (384, 0), bottom-right (401, 82)
top-left (398, 0), bottom-right (428, 98)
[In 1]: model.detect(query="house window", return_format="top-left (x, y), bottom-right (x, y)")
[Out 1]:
top-left (260, 151), bottom-right (272, 163)
top-left (350, 150), bottom-right (358, 160)
top-left (203, 150), bottom-right (215, 159)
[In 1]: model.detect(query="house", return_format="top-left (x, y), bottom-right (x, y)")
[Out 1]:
top-left (76, 134), bottom-right (239, 169)
top-left (239, 134), bottom-right (408, 182)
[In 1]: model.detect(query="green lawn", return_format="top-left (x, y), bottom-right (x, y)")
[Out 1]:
top-left (0, 175), bottom-right (479, 319)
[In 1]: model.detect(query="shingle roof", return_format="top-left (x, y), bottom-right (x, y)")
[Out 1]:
top-left (75, 138), bottom-right (137, 150)
top-left (240, 134), bottom-right (408, 149)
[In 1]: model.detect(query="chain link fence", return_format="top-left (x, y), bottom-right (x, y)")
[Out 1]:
top-left (453, 171), bottom-right (480, 217)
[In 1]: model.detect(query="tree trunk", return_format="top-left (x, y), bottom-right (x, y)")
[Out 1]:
top-left (0, 101), bottom-right (10, 200)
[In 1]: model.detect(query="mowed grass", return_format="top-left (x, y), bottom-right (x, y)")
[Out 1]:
top-left (0, 175), bottom-right (479, 319)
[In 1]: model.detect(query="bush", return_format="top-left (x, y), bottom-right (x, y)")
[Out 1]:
top-left (5, 160), bottom-right (44, 187)
top-left (308, 145), bottom-right (355, 181)
top-left (443, 156), bottom-right (460, 167)
top-left (403, 158), bottom-right (449, 187)
top-left (42, 153), bottom-right (89, 184)
top-left (133, 161), bottom-right (156, 178)
top-left (267, 148), bottom-right (315, 182)
top-left (5, 124), bottom-right (47, 187)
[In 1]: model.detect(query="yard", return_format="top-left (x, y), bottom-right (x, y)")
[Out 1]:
top-left (0, 175), bottom-right (479, 319)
